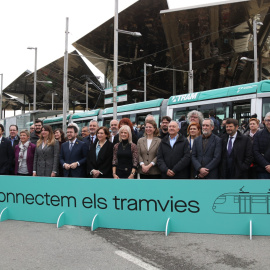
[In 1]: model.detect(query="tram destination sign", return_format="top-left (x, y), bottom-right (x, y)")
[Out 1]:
top-left (104, 84), bottom-right (128, 95)
top-left (104, 94), bottom-right (127, 105)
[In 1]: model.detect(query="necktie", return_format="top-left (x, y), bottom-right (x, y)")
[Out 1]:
top-left (227, 137), bottom-right (233, 155)
top-left (69, 142), bottom-right (73, 151)
top-left (91, 136), bottom-right (94, 144)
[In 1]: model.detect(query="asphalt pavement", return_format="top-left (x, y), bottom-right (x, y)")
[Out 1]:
top-left (1, 220), bottom-right (270, 270)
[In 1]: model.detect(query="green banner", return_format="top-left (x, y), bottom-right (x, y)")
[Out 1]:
top-left (0, 176), bottom-right (270, 236)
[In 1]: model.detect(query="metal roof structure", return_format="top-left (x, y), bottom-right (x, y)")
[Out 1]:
top-left (3, 51), bottom-right (103, 112)
top-left (73, 0), bottom-right (270, 106)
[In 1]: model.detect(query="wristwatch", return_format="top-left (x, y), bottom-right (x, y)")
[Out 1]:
top-left (131, 172), bottom-right (136, 175)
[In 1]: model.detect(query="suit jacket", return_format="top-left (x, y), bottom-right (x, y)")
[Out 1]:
top-left (83, 135), bottom-right (97, 150)
top-left (14, 143), bottom-right (36, 175)
top-left (87, 140), bottom-right (113, 178)
top-left (9, 135), bottom-right (20, 149)
top-left (253, 128), bottom-right (270, 172)
top-left (0, 137), bottom-right (13, 175)
top-left (33, 141), bottom-right (59, 176)
top-left (220, 131), bottom-right (253, 179)
top-left (137, 136), bottom-right (161, 175)
top-left (60, 139), bottom-right (88, 177)
top-left (9, 136), bottom-right (20, 174)
top-left (157, 134), bottom-right (190, 179)
top-left (191, 134), bottom-right (222, 179)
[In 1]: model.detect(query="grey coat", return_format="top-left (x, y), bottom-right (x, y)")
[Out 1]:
top-left (33, 140), bottom-right (59, 176)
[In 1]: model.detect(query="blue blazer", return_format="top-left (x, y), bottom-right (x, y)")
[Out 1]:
top-left (191, 134), bottom-right (222, 179)
top-left (60, 139), bottom-right (88, 177)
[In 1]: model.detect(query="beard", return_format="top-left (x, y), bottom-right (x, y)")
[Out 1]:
top-left (162, 127), bottom-right (168, 132)
top-left (202, 130), bottom-right (210, 136)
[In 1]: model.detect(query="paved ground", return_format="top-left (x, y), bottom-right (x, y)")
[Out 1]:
top-left (1, 220), bottom-right (270, 270)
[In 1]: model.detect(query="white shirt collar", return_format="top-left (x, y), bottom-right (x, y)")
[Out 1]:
top-left (70, 138), bottom-right (77, 144)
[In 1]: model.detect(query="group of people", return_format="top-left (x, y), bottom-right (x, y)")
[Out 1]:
top-left (0, 109), bottom-right (270, 180)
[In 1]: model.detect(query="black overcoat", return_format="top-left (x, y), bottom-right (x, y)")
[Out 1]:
top-left (220, 131), bottom-right (253, 179)
top-left (157, 134), bottom-right (190, 179)
top-left (87, 140), bottom-right (113, 178)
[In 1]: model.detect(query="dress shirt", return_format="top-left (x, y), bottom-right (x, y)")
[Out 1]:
top-left (147, 139), bottom-right (152, 150)
top-left (169, 134), bottom-right (178, 148)
top-left (227, 132), bottom-right (237, 150)
top-left (90, 135), bottom-right (96, 144)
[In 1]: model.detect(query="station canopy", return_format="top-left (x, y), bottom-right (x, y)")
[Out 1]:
top-left (73, 0), bottom-right (270, 106)
top-left (3, 51), bottom-right (103, 111)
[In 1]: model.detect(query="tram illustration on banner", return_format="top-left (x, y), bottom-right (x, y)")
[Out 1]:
top-left (213, 187), bottom-right (270, 214)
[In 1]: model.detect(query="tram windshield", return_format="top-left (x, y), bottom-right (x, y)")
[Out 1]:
top-left (173, 102), bottom-right (230, 122)
top-left (263, 98), bottom-right (270, 117)
top-left (232, 101), bottom-right (251, 125)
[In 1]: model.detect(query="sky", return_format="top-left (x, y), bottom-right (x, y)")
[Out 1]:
top-left (0, 0), bottom-right (238, 89)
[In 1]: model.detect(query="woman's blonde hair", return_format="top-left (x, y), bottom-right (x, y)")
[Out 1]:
top-left (119, 125), bottom-right (132, 144)
top-left (36, 125), bottom-right (55, 147)
top-left (20, 129), bottom-right (30, 137)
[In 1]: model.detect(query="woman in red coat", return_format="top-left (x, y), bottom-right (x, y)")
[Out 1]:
top-left (14, 129), bottom-right (36, 176)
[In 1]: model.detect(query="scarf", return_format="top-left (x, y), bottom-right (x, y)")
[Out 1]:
top-left (18, 141), bottom-right (30, 167)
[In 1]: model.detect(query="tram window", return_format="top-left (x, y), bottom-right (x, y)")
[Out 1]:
top-left (103, 118), bottom-right (112, 128)
top-left (215, 104), bottom-right (230, 121)
top-left (174, 108), bottom-right (196, 122)
top-left (234, 196), bottom-right (239, 203)
top-left (233, 101), bottom-right (250, 124)
top-left (50, 123), bottom-right (62, 131)
top-left (215, 196), bottom-right (226, 204)
top-left (199, 103), bottom-right (228, 122)
top-left (198, 104), bottom-right (214, 118)
top-left (73, 121), bottom-right (89, 132)
top-left (252, 196), bottom-right (266, 203)
top-left (136, 113), bottom-right (159, 125)
top-left (137, 115), bottom-right (147, 125)
top-left (262, 98), bottom-right (270, 118)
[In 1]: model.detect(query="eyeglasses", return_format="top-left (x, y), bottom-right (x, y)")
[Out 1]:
top-left (265, 119), bottom-right (270, 122)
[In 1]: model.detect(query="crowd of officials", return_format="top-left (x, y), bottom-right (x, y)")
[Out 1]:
top-left (0, 109), bottom-right (270, 179)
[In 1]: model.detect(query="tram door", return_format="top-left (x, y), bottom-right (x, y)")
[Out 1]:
top-left (268, 197), bottom-right (270, 214)
top-left (233, 101), bottom-right (251, 124)
top-left (239, 196), bottom-right (251, 214)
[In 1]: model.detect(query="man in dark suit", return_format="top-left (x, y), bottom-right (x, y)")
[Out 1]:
top-left (0, 124), bottom-right (13, 175)
top-left (8, 124), bottom-right (20, 149)
top-left (8, 124), bottom-right (20, 175)
top-left (220, 118), bottom-right (253, 179)
top-left (83, 120), bottom-right (99, 150)
top-left (60, 125), bottom-right (88, 177)
top-left (110, 119), bottom-right (118, 143)
top-left (192, 119), bottom-right (222, 179)
top-left (253, 112), bottom-right (270, 179)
